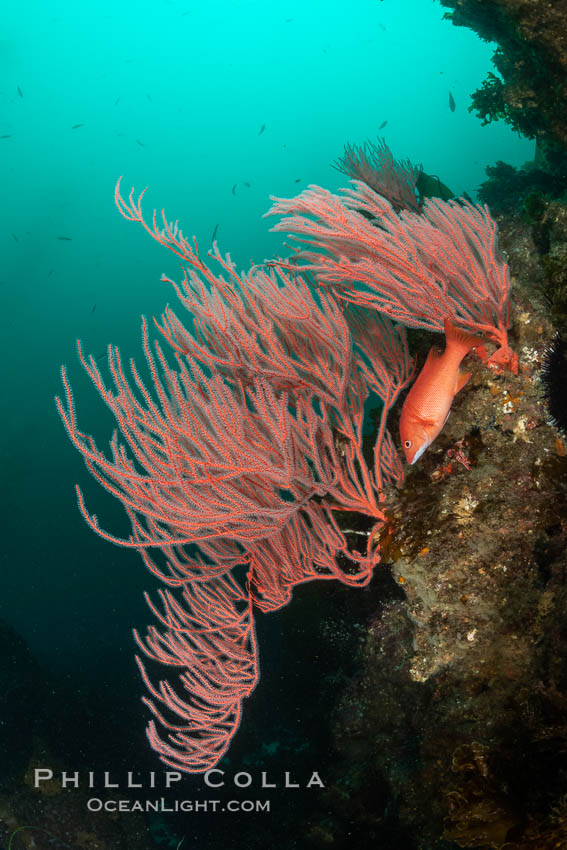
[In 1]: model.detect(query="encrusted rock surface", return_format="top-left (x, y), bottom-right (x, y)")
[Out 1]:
top-left (321, 213), bottom-right (567, 849)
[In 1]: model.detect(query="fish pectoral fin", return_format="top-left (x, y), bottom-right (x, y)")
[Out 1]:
top-left (455, 368), bottom-right (471, 394)
top-left (424, 346), bottom-right (443, 367)
top-left (418, 346), bottom-right (443, 380)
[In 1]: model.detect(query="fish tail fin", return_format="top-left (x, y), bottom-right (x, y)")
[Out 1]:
top-left (444, 318), bottom-right (483, 357)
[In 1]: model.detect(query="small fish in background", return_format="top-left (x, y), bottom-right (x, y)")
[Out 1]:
top-left (448, 91), bottom-right (456, 112)
top-left (232, 183), bottom-right (237, 196)
top-left (295, 178), bottom-right (301, 183)
top-left (136, 139), bottom-right (145, 146)
top-left (258, 123), bottom-right (266, 135)
top-left (114, 97), bottom-right (120, 106)
top-left (56, 236), bottom-right (72, 241)
top-left (12, 233), bottom-right (19, 242)
top-left (211, 223), bottom-right (219, 241)
top-left (91, 304), bottom-right (97, 314)
top-left (17, 85), bottom-right (23, 98)
top-left (146, 93), bottom-right (152, 102)
top-left (47, 269), bottom-right (55, 277)
top-left (0, 134), bottom-right (12, 139)
top-left (285, 18), bottom-right (293, 23)
top-left (243, 181), bottom-right (251, 188)
top-left (71, 123), bottom-right (84, 130)
top-left (379, 120), bottom-right (388, 130)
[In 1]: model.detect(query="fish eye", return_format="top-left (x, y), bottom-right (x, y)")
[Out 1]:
top-left (404, 440), bottom-right (411, 449)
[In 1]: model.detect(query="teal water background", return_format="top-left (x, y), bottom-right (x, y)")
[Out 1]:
top-left (0, 0), bottom-right (533, 674)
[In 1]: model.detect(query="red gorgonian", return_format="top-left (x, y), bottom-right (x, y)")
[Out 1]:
top-left (57, 143), bottom-right (516, 771)
top-left (333, 136), bottom-right (423, 212)
top-left (56, 180), bottom-right (412, 773)
top-left (267, 180), bottom-right (517, 374)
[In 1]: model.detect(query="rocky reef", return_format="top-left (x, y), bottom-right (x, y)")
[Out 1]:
top-left (438, 0), bottom-right (567, 150)
top-left (300, 206), bottom-right (567, 850)
top-left (439, 0), bottom-right (567, 214)
top-left (298, 11), bottom-right (567, 843)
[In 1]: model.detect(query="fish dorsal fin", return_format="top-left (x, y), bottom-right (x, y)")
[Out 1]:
top-left (455, 368), bottom-right (471, 394)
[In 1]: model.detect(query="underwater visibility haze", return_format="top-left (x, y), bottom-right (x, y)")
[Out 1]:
top-left (4, 1), bottom-right (567, 849)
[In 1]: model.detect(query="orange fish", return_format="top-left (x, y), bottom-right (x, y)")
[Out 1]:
top-left (400, 319), bottom-right (482, 464)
